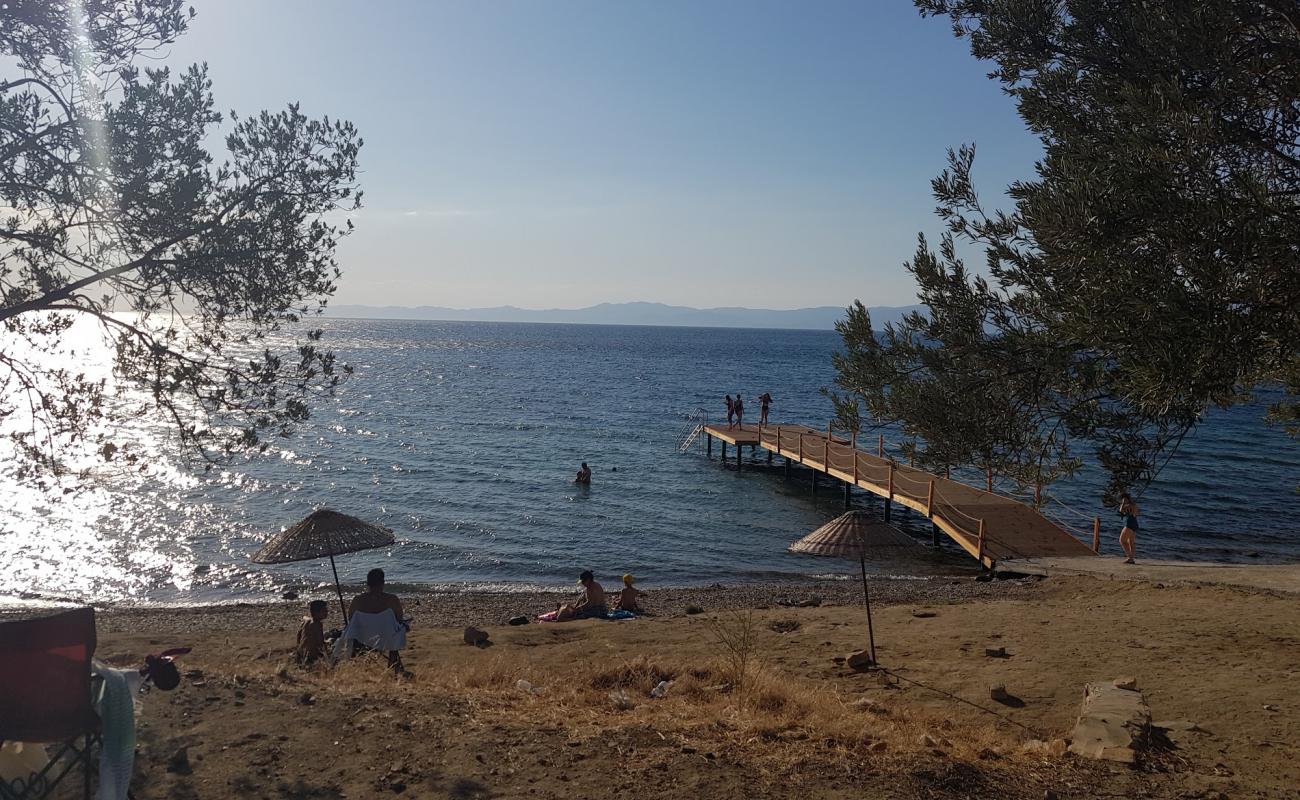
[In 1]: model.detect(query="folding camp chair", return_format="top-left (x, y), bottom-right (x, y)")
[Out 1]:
top-left (0, 607), bottom-right (100, 800)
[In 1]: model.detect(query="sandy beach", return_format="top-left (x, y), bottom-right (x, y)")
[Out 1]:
top-left (27, 568), bottom-right (1292, 799)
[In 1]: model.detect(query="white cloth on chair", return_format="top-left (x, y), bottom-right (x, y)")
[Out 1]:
top-left (332, 609), bottom-right (407, 660)
top-left (92, 665), bottom-right (143, 800)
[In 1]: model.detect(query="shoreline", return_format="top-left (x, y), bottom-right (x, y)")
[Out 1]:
top-left (53, 574), bottom-right (1039, 634)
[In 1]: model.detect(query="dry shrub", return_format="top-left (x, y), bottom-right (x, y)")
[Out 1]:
top-left (447, 653), bottom-right (528, 691)
top-left (702, 610), bottom-right (759, 696)
top-left (588, 655), bottom-right (675, 692)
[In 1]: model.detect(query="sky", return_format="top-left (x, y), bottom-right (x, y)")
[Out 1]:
top-left (167, 0), bottom-right (1041, 310)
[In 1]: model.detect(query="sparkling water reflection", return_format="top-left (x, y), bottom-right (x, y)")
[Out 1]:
top-left (2, 319), bottom-right (1298, 605)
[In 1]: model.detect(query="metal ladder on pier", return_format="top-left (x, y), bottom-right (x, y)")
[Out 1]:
top-left (676, 408), bottom-right (709, 453)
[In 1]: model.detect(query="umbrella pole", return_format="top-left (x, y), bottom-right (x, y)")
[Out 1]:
top-left (330, 554), bottom-right (349, 625)
top-left (860, 552), bottom-right (877, 666)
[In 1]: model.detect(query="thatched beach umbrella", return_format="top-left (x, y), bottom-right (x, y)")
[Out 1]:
top-left (252, 509), bottom-right (395, 622)
top-left (789, 510), bottom-right (917, 668)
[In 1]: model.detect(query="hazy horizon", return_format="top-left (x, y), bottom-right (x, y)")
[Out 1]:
top-left (165, 0), bottom-right (1039, 311)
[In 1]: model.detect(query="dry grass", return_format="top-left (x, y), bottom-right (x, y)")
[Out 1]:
top-left (216, 644), bottom-right (1024, 779)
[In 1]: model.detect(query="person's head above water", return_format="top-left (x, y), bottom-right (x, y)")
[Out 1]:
top-left (579, 569), bottom-right (594, 585)
top-left (367, 568), bottom-right (385, 591)
top-left (581, 462), bottom-right (588, 469)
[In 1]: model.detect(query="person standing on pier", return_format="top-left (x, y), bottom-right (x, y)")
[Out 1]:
top-left (759, 392), bottom-right (772, 425)
top-left (725, 394), bottom-right (735, 428)
top-left (734, 394), bottom-right (745, 427)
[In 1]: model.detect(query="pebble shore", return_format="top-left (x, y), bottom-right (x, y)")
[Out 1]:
top-left (79, 575), bottom-right (1045, 635)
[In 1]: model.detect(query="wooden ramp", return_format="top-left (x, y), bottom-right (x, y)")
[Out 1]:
top-left (702, 423), bottom-right (1097, 567)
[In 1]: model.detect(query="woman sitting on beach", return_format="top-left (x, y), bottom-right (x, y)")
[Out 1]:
top-left (616, 574), bottom-right (646, 613)
top-left (555, 570), bottom-right (606, 621)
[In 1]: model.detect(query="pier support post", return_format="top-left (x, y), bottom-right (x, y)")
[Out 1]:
top-left (721, 441), bottom-right (727, 464)
top-left (736, 443), bottom-right (742, 471)
top-left (843, 481), bottom-right (851, 509)
top-left (706, 433), bottom-right (712, 458)
top-left (811, 470), bottom-right (818, 494)
top-left (784, 457), bottom-right (791, 479)
top-left (767, 448), bottom-right (773, 464)
top-left (884, 498), bottom-right (892, 522)
top-left (932, 523), bottom-right (941, 548)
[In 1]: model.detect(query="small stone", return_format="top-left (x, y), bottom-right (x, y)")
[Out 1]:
top-left (680, 745), bottom-right (697, 754)
top-left (850, 697), bottom-right (888, 715)
top-left (918, 733), bottom-right (939, 748)
top-left (796, 596), bottom-right (821, 608)
top-left (869, 740), bottom-right (887, 752)
top-left (974, 573), bottom-right (994, 583)
top-left (1153, 719), bottom-right (1202, 733)
top-left (912, 610), bottom-right (938, 618)
top-left (990, 683), bottom-right (1009, 702)
top-left (984, 647), bottom-right (1007, 658)
top-left (831, 656), bottom-right (846, 665)
top-left (1021, 739), bottom-right (1067, 758)
top-left (299, 692), bottom-right (315, 706)
top-left (508, 615), bottom-right (529, 626)
top-left (1113, 676), bottom-right (1138, 691)
top-left (846, 650), bottom-right (875, 671)
top-left (463, 626), bottom-right (490, 646)
top-left (167, 746), bottom-right (193, 775)
top-left (281, 591), bottom-right (299, 601)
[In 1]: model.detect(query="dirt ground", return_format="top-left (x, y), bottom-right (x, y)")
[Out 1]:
top-left (82, 575), bottom-right (1300, 799)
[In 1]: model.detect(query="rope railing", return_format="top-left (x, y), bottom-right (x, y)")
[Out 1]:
top-left (733, 422), bottom-right (1099, 560)
top-left (1044, 494), bottom-right (1100, 523)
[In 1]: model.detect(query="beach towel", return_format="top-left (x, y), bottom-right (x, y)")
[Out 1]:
top-left (333, 609), bottom-right (407, 660)
top-left (535, 609), bottom-right (636, 622)
top-left (92, 664), bottom-right (144, 800)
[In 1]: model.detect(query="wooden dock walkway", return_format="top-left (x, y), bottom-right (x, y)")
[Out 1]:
top-left (701, 423), bottom-right (1097, 567)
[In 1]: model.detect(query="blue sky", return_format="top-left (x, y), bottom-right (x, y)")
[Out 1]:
top-left (169, 1), bottom-right (1040, 309)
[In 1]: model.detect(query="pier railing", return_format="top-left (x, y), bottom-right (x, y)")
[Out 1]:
top-left (755, 423), bottom-right (1098, 562)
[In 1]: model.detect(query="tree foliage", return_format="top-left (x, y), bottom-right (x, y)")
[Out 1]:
top-left (1, 0), bottom-right (362, 481)
top-left (834, 0), bottom-right (1300, 499)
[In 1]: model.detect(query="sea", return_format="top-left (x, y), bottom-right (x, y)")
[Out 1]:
top-left (2, 319), bottom-right (1298, 607)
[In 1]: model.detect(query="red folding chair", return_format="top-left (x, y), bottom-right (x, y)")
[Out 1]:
top-left (0, 607), bottom-right (100, 800)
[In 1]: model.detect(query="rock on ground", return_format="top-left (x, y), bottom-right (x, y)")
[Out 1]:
top-left (1068, 681), bottom-right (1151, 764)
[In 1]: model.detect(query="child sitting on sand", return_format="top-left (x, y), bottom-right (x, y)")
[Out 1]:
top-left (616, 574), bottom-right (646, 613)
top-left (296, 600), bottom-right (329, 666)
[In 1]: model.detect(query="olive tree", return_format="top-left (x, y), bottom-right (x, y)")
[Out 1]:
top-left (1, 0), bottom-right (362, 481)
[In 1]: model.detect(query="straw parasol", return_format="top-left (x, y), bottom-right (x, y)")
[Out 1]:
top-left (252, 509), bottom-right (395, 622)
top-left (789, 510), bottom-right (917, 667)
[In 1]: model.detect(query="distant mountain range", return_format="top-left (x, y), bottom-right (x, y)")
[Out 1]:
top-left (323, 301), bottom-right (922, 331)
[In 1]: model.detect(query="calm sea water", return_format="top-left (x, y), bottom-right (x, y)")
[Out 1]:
top-left (2, 319), bottom-right (1298, 605)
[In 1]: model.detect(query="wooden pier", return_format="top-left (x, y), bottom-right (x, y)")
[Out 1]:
top-left (702, 423), bottom-right (1098, 567)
